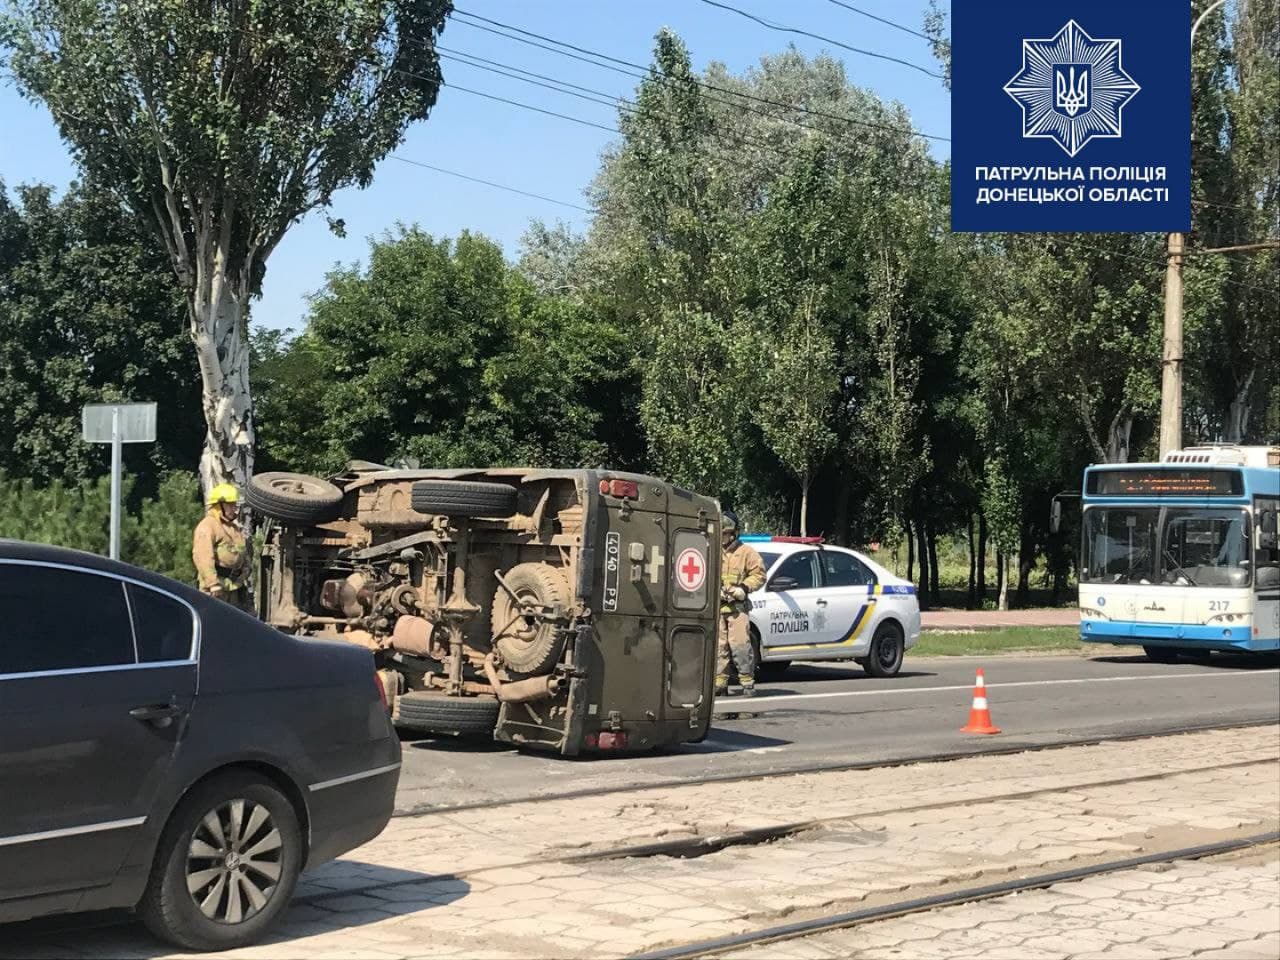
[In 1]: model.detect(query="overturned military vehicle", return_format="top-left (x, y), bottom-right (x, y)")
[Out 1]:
top-left (250, 465), bottom-right (720, 755)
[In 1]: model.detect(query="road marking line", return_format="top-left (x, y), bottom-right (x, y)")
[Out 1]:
top-left (719, 669), bottom-right (1280, 707)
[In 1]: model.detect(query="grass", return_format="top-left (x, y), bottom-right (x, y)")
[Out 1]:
top-left (913, 626), bottom-right (1082, 657)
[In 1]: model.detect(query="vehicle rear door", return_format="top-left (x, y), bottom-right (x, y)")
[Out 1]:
top-left (589, 482), bottom-right (673, 727)
top-left (757, 550), bottom-right (829, 653)
top-left (0, 562), bottom-right (197, 904)
top-left (817, 549), bottom-right (879, 649)
top-left (667, 519), bottom-right (715, 712)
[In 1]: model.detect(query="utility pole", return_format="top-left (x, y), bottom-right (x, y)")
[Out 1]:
top-left (1159, 232), bottom-right (1185, 458)
top-left (1160, 0), bottom-right (1230, 458)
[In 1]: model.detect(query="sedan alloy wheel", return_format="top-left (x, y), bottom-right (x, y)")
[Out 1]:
top-left (185, 798), bottom-right (283, 924)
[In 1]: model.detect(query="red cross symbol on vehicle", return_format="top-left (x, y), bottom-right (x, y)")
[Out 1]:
top-left (682, 554), bottom-right (701, 582)
top-left (676, 548), bottom-right (706, 591)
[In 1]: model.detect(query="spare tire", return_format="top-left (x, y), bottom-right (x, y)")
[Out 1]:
top-left (491, 563), bottom-right (571, 676)
top-left (246, 472), bottom-right (343, 524)
top-left (411, 479), bottom-right (518, 518)
top-left (395, 692), bottom-right (499, 736)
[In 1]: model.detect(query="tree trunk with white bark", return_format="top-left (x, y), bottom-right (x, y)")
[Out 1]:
top-left (799, 469), bottom-right (810, 537)
top-left (191, 284), bottom-right (254, 495)
top-left (1226, 369), bottom-right (1255, 443)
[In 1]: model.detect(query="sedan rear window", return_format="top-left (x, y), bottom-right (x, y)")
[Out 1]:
top-left (128, 585), bottom-right (195, 663)
top-left (0, 565), bottom-right (135, 675)
top-left (821, 551), bottom-right (875, 587)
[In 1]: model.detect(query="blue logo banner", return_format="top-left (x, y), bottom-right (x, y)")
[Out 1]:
top-left (952, 1), bottom-right (1191, 233)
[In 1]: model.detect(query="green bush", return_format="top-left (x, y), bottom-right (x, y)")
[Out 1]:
top-left (0, 472), bottom-right (204, 585)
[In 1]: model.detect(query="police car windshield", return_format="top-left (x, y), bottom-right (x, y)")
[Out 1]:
top-left (757, 551), bottom-right (781, 571)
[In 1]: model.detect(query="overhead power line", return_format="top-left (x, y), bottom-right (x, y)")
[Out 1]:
top-left (694, 0), bottom-right (944, 78)
top-left (439, 45), bottom-right (853, 144)
top-left (439, 48), bottom-right (621, 109)
top-left (825, 0), bottom-right (934, 42)
top-left (389, 156), bottom-right (592, 212)
top-left (444, 81), bottom-right (620, 133)
top-left (413, 63), bottom-right (875, 172)
top-left (449, 8), bottom-right (949, 143)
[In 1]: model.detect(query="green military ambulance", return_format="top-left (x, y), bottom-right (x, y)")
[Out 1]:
top-left (251, 464), bottom-right (720, 755)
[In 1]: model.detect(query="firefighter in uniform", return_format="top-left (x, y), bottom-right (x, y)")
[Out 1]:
top-left (193, 483), bottom-right (252, 612)
top-left (717, 510), bottom-right (767, 697)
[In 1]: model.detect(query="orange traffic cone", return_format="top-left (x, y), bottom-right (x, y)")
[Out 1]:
top-left (961, 668), bottom-right (1001, 735)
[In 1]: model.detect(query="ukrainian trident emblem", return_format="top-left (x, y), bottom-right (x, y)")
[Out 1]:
top-left (1004, 21), bottom-right (1139, 157)
top-left (1054, 65), bottom-right (1089, 117)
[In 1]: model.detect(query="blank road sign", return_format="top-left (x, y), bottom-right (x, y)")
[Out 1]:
top-left (82, 402), bottom-right (157, 444)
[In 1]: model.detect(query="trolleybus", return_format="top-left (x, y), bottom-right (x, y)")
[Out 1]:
top-left (1078, 445), bottom-right (1279, 660)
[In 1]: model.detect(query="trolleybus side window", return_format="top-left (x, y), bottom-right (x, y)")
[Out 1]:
top-left (1256, 498), bottom-right (1280, 590)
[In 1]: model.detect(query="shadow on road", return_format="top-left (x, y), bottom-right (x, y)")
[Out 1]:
top-left (675, 728), bottom-right (792, 752)
top-left (761, 667), bottom-right (936, 690)
top-left (402, 730), bottom-right (511, 753)
top-left (1091, 652), bottom-right (1280, 670)
top-left (0, 862), bottom-right (465, 959)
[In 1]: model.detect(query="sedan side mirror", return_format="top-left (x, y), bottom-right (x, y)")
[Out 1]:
top-left (769, 575), bottom-right (798, 591)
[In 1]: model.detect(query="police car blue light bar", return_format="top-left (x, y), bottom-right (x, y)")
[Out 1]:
top-left (738, 535), bottom-right (825, 544)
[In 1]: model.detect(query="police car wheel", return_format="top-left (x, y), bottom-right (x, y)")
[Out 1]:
top-left (758, 660), bottom-right (791, 678)
top-left (863, 623), bottom-right (904, 678)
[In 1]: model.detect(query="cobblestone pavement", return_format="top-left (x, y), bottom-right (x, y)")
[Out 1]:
top-left (3, 726), bottom-right (1277, 959)
top-left (726, 849), bottom-right (1280, 960)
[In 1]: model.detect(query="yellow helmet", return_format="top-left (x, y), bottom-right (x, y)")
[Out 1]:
top-left (207, 483), bottom-right (239, 506)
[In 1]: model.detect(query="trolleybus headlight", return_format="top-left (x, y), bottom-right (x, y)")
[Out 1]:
top-left (1080, 607), bottom-right (1109, 621)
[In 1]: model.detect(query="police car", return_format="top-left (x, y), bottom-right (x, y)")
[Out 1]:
top-left (742, 536), bottom-right (921, 678)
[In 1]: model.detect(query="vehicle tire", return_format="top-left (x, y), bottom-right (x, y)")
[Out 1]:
top-left (245, 472), bottom-right (343, 524)
top-left (491, 563), bottom-right (571, 675)
top-left (410, 479), bottom-right (517, 518)
top-left (138, 771), bottom-right (302, 951)
top-left (395, 691), bottom-right (500, 735)
top-left (758, 660), bottom-right (791, 678)
top-left (863, 622), bottom-right (905, 678)
top-left (1143, 645), bottom-right (1181, 663)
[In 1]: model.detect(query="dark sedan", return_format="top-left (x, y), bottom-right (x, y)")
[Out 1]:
top-left (0, 540), bottom-right (400, 950)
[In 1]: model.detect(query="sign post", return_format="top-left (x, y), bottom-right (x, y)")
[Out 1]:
top-left (82, 402), bottom-right (157, 560)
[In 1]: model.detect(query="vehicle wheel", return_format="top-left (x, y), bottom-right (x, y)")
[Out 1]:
top-left (411, 479), bottom-right (518, 518)
top-left (863, 622), bottom-right (905, 678)
top-left (139, 772), bottom-right (302, 951)
top-left (395, 691), bottom-right (500, 735)
top-left (1144, 645), bottom-right (1181, 663)
top-left (758, 660), bottom-right (791, 678)
top-left (491, 563), bottom-right (571, 675)
top-left (245, 472), bottom-right (343, 524)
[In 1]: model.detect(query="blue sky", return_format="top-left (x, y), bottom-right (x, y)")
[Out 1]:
top-left (0, 0), bottom-right (951, 333)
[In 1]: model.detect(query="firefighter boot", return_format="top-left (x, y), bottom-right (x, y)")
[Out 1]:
top-left (714, 675), bottom-right (730, 697)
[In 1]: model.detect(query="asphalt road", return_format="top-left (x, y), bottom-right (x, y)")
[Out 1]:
top-left (393, 651), bottom-right (1280, 814)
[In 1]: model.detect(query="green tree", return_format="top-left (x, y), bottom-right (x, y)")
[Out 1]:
top-left (0, 178), bottom-right (200, 487)
top-left (254, 228), bottom-right (631, 472)
top-left (749, 147), bottom-right (843, 535)
top-left (589, 30), bottom-right (755, 497)
top-left (5, 0), bottom-right (453, 493)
